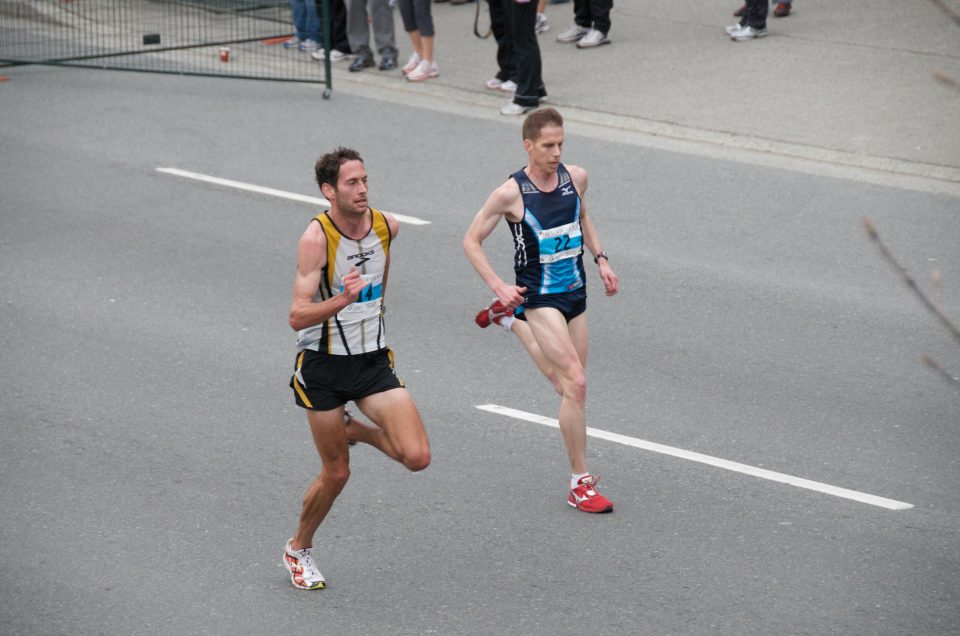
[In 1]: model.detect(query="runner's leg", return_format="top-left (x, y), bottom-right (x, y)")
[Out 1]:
top-left (356, 388), bottom-right (431, 471)
top-left (292, 406), bottom-right (352, 550)
top-left (511, 319), bottom-right (563, 395)
top-left (524, 307), bottom-right (588, 474)
top-left (344, 409), bottom-right (401, 459)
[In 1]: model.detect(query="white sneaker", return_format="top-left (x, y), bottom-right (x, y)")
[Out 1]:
top-left (485, 78), bottom-right (517, 92)
top-left (576, 28), bottom-right (610, 48)
top-left (500, 101), bottom-right (535, 116)
top-left (725, 21), bottom-right (743, 35)
top-left (556, 24), bottom-right (588, 42)
top-left (282, 36), bottom-right (303, 49)
top-left (535, 13), bottom-right (550, 34)
top-left (310, 48), bottom-right (347, 62)
top-left (406, 59), bottom-right (438, 81)
top-left (282, 539), bottom-right (326, 590)
top-left (299, 39), bottom-right (319, 52)
top-left (402, 51), bottom-right (421, 75)
top-left (729, 24), bottom-right (768, 40)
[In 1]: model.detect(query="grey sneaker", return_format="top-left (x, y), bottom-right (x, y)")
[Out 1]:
top-left (576, 28), bottom-right (610, 48)
top-left (729, 24), bottom-right (768, 40)
top-left (299, 39), bottom-right (319, 52)
top-left (535, 13), bottom-right (550, 34)
top-left (556, 24), bottom-right (588, 43)
top-left (282, 36), bottom-right (303, 49)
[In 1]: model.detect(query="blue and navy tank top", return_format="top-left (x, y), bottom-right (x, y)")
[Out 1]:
top-left (508, 164), bottom-right (586, 297)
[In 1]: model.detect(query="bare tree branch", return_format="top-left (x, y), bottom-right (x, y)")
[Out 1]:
top-left (921, 355), bottom-right (960, 390)
top-left (862, 217), bottom-right (960, 346)
top-left (932, 69), bottom-right (960, 92)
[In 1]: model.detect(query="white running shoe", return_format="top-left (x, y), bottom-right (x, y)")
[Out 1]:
top-left (725, 21), bottom-right (744, 35)
top-left (406, 59), bottom-right (439, 81)
top-left (310, 48), bottom-right (347, 62)
top-left (282, 539), bottom-right (326, 590)
top-left (500, 101), bottom-right (535, 116)
top-left (576, 28), bottom-right (610, 48)
top-left (402, 51), bottom-right (421, 75)
top-left (556, 24), bottom-right (588, 42)
top-left (282, 36), bottom-right (302, 49)
top-left (728, 24), bottom-right (768, 40)
top-left (299, 39), bottom-right (319, 52)
top-left (499, 79), bottom-right (517, 93)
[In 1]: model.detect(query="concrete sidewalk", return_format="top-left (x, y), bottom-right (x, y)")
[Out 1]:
top-left (318, 0), bottom-right (960, 195)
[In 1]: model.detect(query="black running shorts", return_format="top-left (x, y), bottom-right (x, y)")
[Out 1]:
top-left (290, 348), bottom-right (404, 411)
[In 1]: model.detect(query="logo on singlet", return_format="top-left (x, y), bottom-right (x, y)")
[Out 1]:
top-left (347, 249), bottom-right (376, 266)
top-left (561, 185), bottom-right (574, 197)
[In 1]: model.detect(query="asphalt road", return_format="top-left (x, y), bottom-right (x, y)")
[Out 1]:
top-left (1, 67), bottom-right (959, 635)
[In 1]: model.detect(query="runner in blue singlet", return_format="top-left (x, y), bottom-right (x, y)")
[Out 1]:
top-left (463, 108), bottom-right (621, 514)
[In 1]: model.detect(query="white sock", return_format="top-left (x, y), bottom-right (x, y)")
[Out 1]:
top-left (571, 472), bottom-right (590, 489)
top-left (499, 316), bottom-right (515, 332)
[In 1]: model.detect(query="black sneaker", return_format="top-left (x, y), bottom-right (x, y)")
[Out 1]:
top-left (378, 52), bottom-right (398, 71)
top-left (349, 49), bottom-right (374, 72)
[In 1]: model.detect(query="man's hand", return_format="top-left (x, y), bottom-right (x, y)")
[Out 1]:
top-left (340, 267), bottom-right (366, 303)
top-left (494, 283), bottom-right (527, 313)
top-left (598, 261), bottom-right (619, 296)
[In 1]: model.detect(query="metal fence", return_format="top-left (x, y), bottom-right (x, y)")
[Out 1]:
top-left (0, 0), bottom-right (332, 90)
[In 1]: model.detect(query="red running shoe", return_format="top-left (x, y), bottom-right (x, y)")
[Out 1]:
top-left (475, 299), bottom-right (511, 328)
top-left (773, 2), bottom-right (791, 17)
top-left (568, 475), bottom-right (613, 513)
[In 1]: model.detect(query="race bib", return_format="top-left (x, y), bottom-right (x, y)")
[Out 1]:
top-left (336, 272), bottom-right (383, 323)
top-left (536, 220), bottom-right (582, 264)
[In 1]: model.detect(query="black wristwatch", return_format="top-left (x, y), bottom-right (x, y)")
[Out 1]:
top-left (593, 251), bottom-right (609, 264)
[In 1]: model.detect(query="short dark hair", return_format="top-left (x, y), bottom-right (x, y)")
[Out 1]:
top-left (314, 147), bottom-right (363, 190)
top-left (522, 108), bottom-right (564, 142)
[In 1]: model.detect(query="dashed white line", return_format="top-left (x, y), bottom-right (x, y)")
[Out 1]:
top-left (476, 404), bottom-right (913, 511)
top-left (156, 167), bottom-right (431, 225)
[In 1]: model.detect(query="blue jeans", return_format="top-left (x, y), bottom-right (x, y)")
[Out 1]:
top-left (290, 0), bottom-right (321, 42)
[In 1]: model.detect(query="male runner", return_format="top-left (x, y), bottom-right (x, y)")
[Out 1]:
top-left (463, 108), bottom-right (619, 513)
top-left (284, 147), bottom-right (431, 589)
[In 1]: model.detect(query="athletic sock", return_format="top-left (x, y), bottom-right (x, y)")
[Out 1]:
top-left (571, 472), bottom-right (590, 489)
top-left (499, 316), bottom-right (515, 332)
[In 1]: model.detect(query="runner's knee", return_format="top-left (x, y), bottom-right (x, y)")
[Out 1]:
top-left (563, 372), bottom-right (587, 404)
top-left (399, 446), bottom-right (430, 472)
top-left (321, 464), bottom-right (351, 492)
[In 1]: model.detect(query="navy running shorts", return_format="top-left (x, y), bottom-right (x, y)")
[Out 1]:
top-left (515, 288), bottom-right (587, 323)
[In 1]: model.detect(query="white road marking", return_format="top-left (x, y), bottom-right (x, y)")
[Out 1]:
top-left (476, 404), bottom-right (914, 511)
top-left (156, 167), bottom-right (431, 225)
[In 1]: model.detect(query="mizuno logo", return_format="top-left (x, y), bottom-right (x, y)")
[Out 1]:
top-left (561, 185), bottom-right (574, 196)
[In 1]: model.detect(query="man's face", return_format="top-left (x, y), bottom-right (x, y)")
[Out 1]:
top-left (330, 159), bottom-right (368, 216)
top-left (525, 125), bottom-right (564, 174)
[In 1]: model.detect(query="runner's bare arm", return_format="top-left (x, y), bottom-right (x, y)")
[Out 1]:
top-left (462, 180), bottom-right (528, 312)
top-left (380, 213), bottom-right (400, 300)
top-left (569, 165), bottom-right (619, 297)
top-left (289, 221), bottom-right (366, 331)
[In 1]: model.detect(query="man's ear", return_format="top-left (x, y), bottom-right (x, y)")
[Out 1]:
top-left (523, 139), bottom-right (533, 153)
top-left (320, 182), bottom-right (336, 201)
